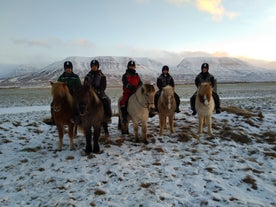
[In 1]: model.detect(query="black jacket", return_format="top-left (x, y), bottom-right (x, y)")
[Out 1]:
top-left (157, 73), bottom-right (175, 90)
top-left (84, 70), bottom-right (107, 98)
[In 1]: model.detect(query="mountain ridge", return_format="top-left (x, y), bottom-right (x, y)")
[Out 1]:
top-left (0, 56), bottom-right (275, 87)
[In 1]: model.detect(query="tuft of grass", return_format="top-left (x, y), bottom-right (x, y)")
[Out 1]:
top-left (242, 175), bottom-right (258, 190)
top-left (222, 106), bottom-right (257, 118)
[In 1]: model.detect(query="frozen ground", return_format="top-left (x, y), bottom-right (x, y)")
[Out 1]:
top-left (0, 83), bottom-right (275, 207)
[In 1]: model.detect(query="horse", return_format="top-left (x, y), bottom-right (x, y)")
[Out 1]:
top-left (118, 84), bottom-right (155, 143)
top-left (50, 81), bottom-right (77, 150)
top-left (195, 82), bottom-right (215, 135)
top-left (157, 85), bottom-right (176, 136)
top-left (75, 84), bottom-right (108, 154)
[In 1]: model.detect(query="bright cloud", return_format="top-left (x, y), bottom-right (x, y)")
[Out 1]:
top-left (195, 0), bottom-right (238, 20)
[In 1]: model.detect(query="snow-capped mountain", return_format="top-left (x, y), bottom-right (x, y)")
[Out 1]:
top-left (0, 56), bottom-right (275, 87)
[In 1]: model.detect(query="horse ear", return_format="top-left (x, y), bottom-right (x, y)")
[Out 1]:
top-left (50, 81), bottom-right (54, 86)
top-left (141, 87), bottom-right (145, 94)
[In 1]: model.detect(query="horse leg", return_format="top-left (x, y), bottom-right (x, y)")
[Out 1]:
top-left (133, 121), bottom-right (139, 142)
top-left (169, 115), bottom-right (174, 134)
top-left (85, 128), bottom-right (93, 154)
top-left (159, 114), bottom-right (165, 136)
top-left (56, 124), bottom-right (64, 150)
top-left (68, 124), bottom-right (75, 150)
top-left (93, 126), bottom-right (101, 153)
top-left (207, 115), bottom-right (213, 136)
top-left (198, 116), bottom-right (203, 134)
top-left (118, 116), bottom-right (121, 130)
top-left (141, 121), bottom-right (148, 144)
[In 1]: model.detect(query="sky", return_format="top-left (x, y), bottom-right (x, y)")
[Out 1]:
top-left (1, 0), bottom-right (276, 67)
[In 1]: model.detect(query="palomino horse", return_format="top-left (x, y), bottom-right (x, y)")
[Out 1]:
top-left (75, 85), bottom-right (108, 154)
top-left (118, 84), bottom-right (155, 143)
top-left (157, 85), bottom-right (176, 136)
top-left (195, 82), bottom-right (215, 135)
top-left (50, 81), bottom-right (77, 150)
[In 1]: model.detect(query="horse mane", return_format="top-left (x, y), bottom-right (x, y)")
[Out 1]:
top-left (197, 82), bottom-right (212, 103)
top-left (140, 83), bottom-right (155, 94)
top-left (160, 85), bottom-right (174, 102)
top-left (51, 81), bottom-right (74, 107)
top-left (81, 85), bottom-right (101, 105)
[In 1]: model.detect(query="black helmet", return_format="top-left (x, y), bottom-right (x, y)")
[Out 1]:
top-left (64, 61), bottom-right (73, 70)
top-left (90, 59), bottom-right (99, 68)
top-left (162, 65), bottom-right (169, 72)
top-left (127, 60), bottom-right (136, 68)
top-left (201, 63), bottom-right (209, 71)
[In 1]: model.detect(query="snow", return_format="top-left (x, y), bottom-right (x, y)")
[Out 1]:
top-left (0, 84), bottom-right (276, 207)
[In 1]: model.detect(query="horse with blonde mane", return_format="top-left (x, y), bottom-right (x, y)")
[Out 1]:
top-left (118, 83), bottom-right (155, 143)
top-left (50, 81), bottom-right (77, 150)
top-left (195, 82), bottom-right (215, 135)
top-left (157, 85), bottom-right (176, 136)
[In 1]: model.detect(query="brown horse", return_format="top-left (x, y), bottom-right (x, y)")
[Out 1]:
top-left (75, 85), bottom-right (107, 154)
top-left (157, 85), bottom-right (176, 136)
top-left (195, 82), bottom-right (215, 135)
top-left (50, 81), bottom-right (77, 150)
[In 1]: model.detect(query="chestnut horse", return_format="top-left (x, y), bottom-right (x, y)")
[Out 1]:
top-left (75, 85), bottom-right (107, 154)
top-left (195, 82), bottom-right (215, 135)
top-left (50, 81), bottom-right (77, 150)
top-left (118, 84), bottom-right (155, 143)
top-left (157, 85), bottom-right (176, 136)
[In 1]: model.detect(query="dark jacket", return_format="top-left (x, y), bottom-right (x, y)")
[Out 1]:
top-left (57, 72), bottom-right (81, 95)
top-left (122, 69), bottom-right (142, 92)
top-left (84, 70), bottom-right (107, 98)
top-left (195, 72), bottom-right (215, 88)
top-left (157, 73), bottom-right (174, 90)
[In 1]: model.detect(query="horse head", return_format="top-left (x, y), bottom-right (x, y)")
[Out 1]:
top-left (141, 83), bottom-right (156, 111)
top-left (197, 82), bottom-right (212, 105)
top-left (161, 85), bottom-right (175, 110)
top-left (50, 81), bottom-right (74, 111)
top-left (75, 85), bottom-right (101, 116)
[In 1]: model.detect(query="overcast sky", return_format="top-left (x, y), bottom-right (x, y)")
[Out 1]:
top-left (1, 0), bottom-right (276, 67)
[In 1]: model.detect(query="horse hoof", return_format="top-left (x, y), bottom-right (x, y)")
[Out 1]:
top-left (143, 140), bottom-right (149, 145)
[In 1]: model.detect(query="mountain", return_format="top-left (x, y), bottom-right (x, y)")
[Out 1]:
top-left (0, 56), bottom-right (275, 88)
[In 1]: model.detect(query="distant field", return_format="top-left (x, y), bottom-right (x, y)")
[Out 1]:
top-left (0, 83), bottom-right (275, 114)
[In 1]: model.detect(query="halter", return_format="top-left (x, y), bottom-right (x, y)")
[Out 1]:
top-left (135, 91), bottom-right (154, 109)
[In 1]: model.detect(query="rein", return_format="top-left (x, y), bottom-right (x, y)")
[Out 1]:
top-left (135, 92), bottom-right (153, 109)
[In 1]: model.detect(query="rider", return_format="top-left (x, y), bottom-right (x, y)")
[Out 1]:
top-left (51, 60), bottom-right (81, 124)
top-left (84, 59), bottom-right (112, 120)
top-left (154, 65), bottom-right (180, 113)
top-left (190, 62), bottom-right (221, 115)
top-left (119, 60), bottom-right (143, 123)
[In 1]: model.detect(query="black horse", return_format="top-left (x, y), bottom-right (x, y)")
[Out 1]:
top-left (75, 85), bottom-right (109, 154)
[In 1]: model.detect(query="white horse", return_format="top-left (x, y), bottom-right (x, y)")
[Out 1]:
top-left (195, 82), bottom-right (215, 135)
top-left (118, 84), bottom-right (155, 143)
top-left (157, 85), bottom-right (176, 136)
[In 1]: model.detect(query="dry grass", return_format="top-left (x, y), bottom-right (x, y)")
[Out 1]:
top-left (222, 106), bottom-right (258, 118)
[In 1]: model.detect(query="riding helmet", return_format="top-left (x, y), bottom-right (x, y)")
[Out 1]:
top-left (64, 61), bottom-right (73, 70)
top-left (90, 59), bottom-right (99, 68)
top-left (162, 65), bottom-right (169, 72)
top-left (127, 60), bottom-right (136, 68)
top-left (201, 63), bottom-right (209, 71)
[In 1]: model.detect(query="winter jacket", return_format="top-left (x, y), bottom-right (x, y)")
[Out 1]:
top-left (84, 70), bottom-right (107, 98)
top-left (157, 73), bottom-right (175, 90)
top-left (57, 72), bottom-right (81, 95)
top-left (122, 69), bottom-right (142, 92)
top-left (195, 72), bottom-right (215, 88)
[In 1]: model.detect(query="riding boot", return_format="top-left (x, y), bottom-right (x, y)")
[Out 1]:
top-left (120, 106), bottom-right (128, 124)
top-left (190, 93), bottom-right (197, 115)
top-left (102, 98), bottom-right (112, 119)
top-left (71, 105), bottom-right (81, 124)
top-left (149, 108), bottom-right (156, 118)
top-left (174, 92), bottom-right (180, 113)
top-left (212, 92), bottom-right (221, 114)
top-left (154, 92), bottom-right (159, 112)
top-left (50, 101), bottom-right (55, 125)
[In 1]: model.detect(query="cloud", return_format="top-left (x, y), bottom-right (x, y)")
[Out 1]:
top-left (196, 0), bottom-right (238, 21)
top-left (13, 37), bottom-right (95, 49)
top-left (166, 0), bottom-right (238, 21)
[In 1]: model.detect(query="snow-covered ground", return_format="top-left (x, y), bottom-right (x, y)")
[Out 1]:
top-left (0, 83), bottom-right (275, 207)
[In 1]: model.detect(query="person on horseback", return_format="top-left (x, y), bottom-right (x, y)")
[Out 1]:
top-left (84, 59), bottom-right (112, 121)
top-left (50, 61), bottom-right (81, 124)
top-left (154, 65), bottom-right (181, 113)
top-left (190, 63), bottom-right (221, 115)
top-left (119, 60), bottom-right (143, 123)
